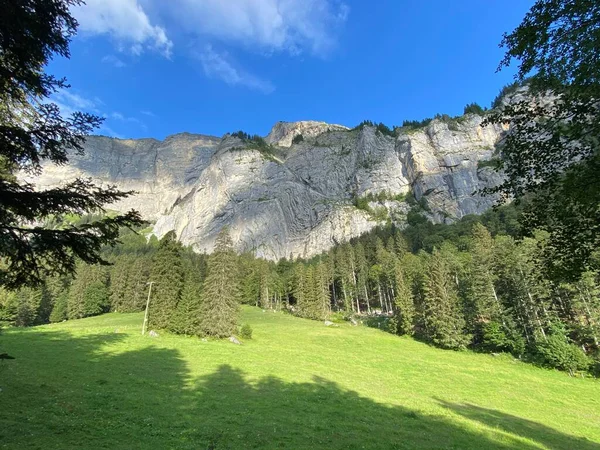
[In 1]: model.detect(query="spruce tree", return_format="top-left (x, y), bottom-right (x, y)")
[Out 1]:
top-left (355, 243), bottom-right (370, 313)
top-left (123, 256), bottom-right (151, 312)
top-left (109, 256), bottom-right (131, 312)
top-left (67, 263), bottom-right (109, 319)
top-left (422, 250), bottom-right (469, 349)
top-left (11, 287), bottom-right (42, 326)
top-left (314, 262), bottom-right (331, 319)
top-left (49, 291), bottom-right (68, 323)
top-left (393, 259), bottom-right (415, 335)
top-left (169, 268), bottom-right (203, 336)
top-left (148, 232), bottom-right (184, 330)
top-left (200, 228), bottom-right (240, 337)
top-left (82, 281), bottom-right (110, 317)
top-left (293, 264), bottom-right (308, 314)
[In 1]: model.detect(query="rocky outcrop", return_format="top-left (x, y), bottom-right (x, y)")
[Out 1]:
top-left (29, 115), bottom-right (506, 259)
top-left (266, 120), bottom-right (349, 147)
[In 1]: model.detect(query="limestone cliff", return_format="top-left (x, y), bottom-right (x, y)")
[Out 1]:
top-left (30, 115), bottom-right (506, 259)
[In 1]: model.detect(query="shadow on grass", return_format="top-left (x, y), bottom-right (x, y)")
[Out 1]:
top-left (1, 329), bottom-right (597, 449)
top-left (437, 399), bottom-right (600, 450)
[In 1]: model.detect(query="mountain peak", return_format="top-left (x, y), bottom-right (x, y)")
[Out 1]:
top-left (266, 121), bottom-right (349, 147)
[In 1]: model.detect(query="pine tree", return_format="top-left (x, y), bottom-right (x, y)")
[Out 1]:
top-left (354, 242), bottom-right (370, 313)
top-left (200, 228), bottom-right (240, 337)
top-left (468, 224), bottom-right (504, 344)
top-left (298, 265), bottom-right (316, 319)
top-left (123, 256), bottom-right (151, 312)
top-left (393, 259), bottom-right (415, 335)
top-left (314, 262), bottom-right (331, 319)
top-left (148, 232), bottom-right (184, 330)
top-left (67, 263), bottom-right (109, 319)
top-left (36, 284), bottom-right (54, 325)
top-left (11, 287), bottom-right (42, 326)
top-left (326, 250), bottom-right (339, 310)
top-left (43, 275), bottom-right (69, 321)
top-left (293, 264), bottom-right (308, 314)
top-left (49, 291), bottom-right (68, 323)
top-left (170, 268), bottom-right (203, 336)
top-left (82, 281), bottom-right (110, 318)
top-left (422, 250), bottom-right (469, 349)
top-left (109, 256), bottom-right (131, 312)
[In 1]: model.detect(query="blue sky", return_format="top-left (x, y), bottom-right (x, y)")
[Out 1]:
top-left (49, 0), bottom-right (534, 140)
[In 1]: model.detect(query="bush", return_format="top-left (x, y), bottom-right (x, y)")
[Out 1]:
top-left (292, 134), bottom-right (304, 144)
top-left (482, 321), bottom-right (526, 356)
top-left (535, 334), bottom-right (590, 374)
top-left (239, 324), bottom-right (253, 340)
top-left (329, 312), bottom-right (347, 324)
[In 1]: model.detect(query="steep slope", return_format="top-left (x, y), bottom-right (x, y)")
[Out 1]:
top-left (30, 116), bottom-right (506, 259)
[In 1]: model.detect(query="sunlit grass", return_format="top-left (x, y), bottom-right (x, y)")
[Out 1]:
top-left (0, 307), bottom-right (598, 449)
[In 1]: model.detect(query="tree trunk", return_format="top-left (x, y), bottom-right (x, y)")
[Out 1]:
top-left (377, 284), bottom-right (384, 313)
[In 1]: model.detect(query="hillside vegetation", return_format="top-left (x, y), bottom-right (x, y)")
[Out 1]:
top-left (0, 309), bottom-right (598, 450)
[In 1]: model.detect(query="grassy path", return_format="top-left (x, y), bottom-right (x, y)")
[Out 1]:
top-left (0, 307), bottom-right (598, 449)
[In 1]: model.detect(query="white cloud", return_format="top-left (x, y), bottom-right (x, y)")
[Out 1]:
top-left (52, 90), bottom-right (102, 117)
top-left (73, 0), bottom-right (173, 58)
top-left (51, 90), bottom-right (145, 137)
top-left (111, 112), bottom-right (147, 129)
top-left (102, 55), bottom-right (127, 68)
top-left (163, 0), bottom-right (348, 57)
top-left (198, 45), bottom-right (275, 93)
top-left (141, 110), bottom-right (156, 117)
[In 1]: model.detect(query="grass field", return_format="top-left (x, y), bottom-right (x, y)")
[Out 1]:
top-left (0, 307), bottom-right (598, 449)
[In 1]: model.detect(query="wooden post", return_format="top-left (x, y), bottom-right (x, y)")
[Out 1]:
top-left (142, 281), bottom-right (154, 335)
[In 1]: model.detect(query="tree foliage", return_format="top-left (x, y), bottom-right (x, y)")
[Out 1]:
top-left (485, 0), bottom-right (600, 280)
top-left (0, 0), bottom-right (142, 289)
top-left (148, 232), bottom-right (184, 330)
top-left (200, 228), bottom-right (240, 337)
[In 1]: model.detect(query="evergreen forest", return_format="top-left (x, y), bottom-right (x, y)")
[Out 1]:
top-left (2, 202), bottom-right (598, 376)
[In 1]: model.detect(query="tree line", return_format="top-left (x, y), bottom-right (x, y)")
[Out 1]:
top-left (1, 203), bottom-right (598, 375)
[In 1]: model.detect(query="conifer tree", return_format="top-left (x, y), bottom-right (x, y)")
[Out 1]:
top-left (43, 275), bottom-right (69, 321)
top-left (293, 263), bottom-right (307, 312)
top-left (326, 250), bottom-right (338, 309)
top-left (36, 284), bottom-right (54, 325)
top-left (467, 224), bottom-right (504, 344)
top-left (200, 228), bottom-right (240, 337)
top-left (49, 291), bottom-right (68, 323)
top-left (310, 262), bottom-right (331, 320)
top-left (170, 269), bottom-right (203, 335)
top-left (11, 287), bottom-right (42, 326)
top-left (393, 259), bottom-right (415, 335)
top-left (422, 250), bottom-right (469, 349)
top-left (298, 265), bottom-right (316, 319)
top-left (67, 263), bottom-right (109, 319)
top-left (0, 0), bottom-right (142, 289)
top-left (123, 256), bottom-right (151, 312)
top-left (109, 256), bottom-right (131, 312)
top-left (148, 232), bottom-right (184, 330)
top-left (354, 242), bottom-right (370, 313)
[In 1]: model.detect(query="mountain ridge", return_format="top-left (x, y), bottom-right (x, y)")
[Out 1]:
top-left (29, 114), bottom-right (507, 259)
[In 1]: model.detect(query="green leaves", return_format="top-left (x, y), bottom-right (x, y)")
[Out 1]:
top-left (485, 0), bottom-right (600, 281)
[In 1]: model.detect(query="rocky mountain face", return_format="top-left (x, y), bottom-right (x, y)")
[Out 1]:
top-left (30, 117), bottom-right (507, 259)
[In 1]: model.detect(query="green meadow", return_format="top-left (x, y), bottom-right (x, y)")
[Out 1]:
top-left (0, 307), bottom-right (598, 449)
